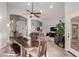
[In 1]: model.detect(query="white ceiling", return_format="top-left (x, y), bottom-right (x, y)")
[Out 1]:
top-left (7, 2), bottom-right (64, 20)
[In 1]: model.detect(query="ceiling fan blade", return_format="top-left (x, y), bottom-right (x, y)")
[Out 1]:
top-left (27, 10), bottom-right (32, 14)
top-left (33, 12), bottom-right (41, 14)
top-left (25, 2), bottom-right (41, 18)
top-left (33, 13), bottom-right (40, 18)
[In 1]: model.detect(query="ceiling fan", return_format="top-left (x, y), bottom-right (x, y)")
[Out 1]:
top-left (23, 2), bottom-right (41, 18)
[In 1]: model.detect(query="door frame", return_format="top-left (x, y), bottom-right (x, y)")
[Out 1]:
top-left (65, 11), bottom-right (79, 57)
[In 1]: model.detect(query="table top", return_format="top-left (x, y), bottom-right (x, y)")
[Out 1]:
top-left (10, 36), bottom-right (47, 52)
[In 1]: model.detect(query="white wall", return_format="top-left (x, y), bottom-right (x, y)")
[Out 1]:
top-left (65, 2), bottom-right (79, 16)
top-left (7, 3), bottom-right (43, 37)
top-left (7, 2), bottom-right (65, 34)
top-left (42, 2), bottom-right (65, 34)
top-left (65, 2), bottom-right (79, 56)
top-left (0, 3), bottom-right (9, 49)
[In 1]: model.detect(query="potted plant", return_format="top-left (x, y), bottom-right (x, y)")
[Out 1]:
top-left (55, 20), bottom-right (65, 48)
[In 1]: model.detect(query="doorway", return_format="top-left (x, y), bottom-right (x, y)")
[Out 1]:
top-left (66, 14), bottom-right (79, 57)
top-left (10, 14), bottom-right (28, 38)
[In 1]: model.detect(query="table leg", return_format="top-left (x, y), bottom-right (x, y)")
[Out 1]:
top-left (20, 45), bottom-right (27, 57)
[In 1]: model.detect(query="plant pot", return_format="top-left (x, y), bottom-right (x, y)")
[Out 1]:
top-left (59, 43), bottom-right (64, 48)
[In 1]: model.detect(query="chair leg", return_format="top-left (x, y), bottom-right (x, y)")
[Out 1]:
top-left (7, 43), bottom-right (12, 54)
top-left (45, 43), bottom-right (47, 57)
top-left (8, 46), bottom-right (11, 53)
top-left (45, 51), bottom-right (47, 57)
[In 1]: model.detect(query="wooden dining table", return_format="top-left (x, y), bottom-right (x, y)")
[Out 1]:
top-left (10, 36), bottom-right (47, 57)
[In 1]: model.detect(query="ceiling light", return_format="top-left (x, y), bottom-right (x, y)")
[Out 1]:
top-left (0, 16), bottom-right (2, 22)
top-left (27, 3), bottom-right (31, 6)
top-left (7, 23), bottom-right (10, 27)
top-left (0, 16), bottom-right (2, 19)
top-left (50, 5), bottom-right (53, 9)
top-left (40, 10), bottom-right (43, 13)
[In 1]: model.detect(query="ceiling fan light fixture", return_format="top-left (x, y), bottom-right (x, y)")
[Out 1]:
top-left (40, 10), bottom-right (43, 13)
top-left (0, 16), bottom-right (2, 19)
top-left (26, 2), bottom-right (41, 18)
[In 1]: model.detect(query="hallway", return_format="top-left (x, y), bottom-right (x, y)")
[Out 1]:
top-left (47, 39), bottom-right (73, 57)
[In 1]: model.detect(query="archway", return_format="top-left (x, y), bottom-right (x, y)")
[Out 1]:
top-left (10, 14), bottom-right (28, 37)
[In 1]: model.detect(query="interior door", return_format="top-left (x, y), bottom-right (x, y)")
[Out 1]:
top-left (69, 16), bottom-right (79, 57)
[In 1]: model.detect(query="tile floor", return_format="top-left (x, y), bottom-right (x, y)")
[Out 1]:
top-left (47, 39), bottom-right (73, 57)
top-left (0, 37), bottom-right (74, 57)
